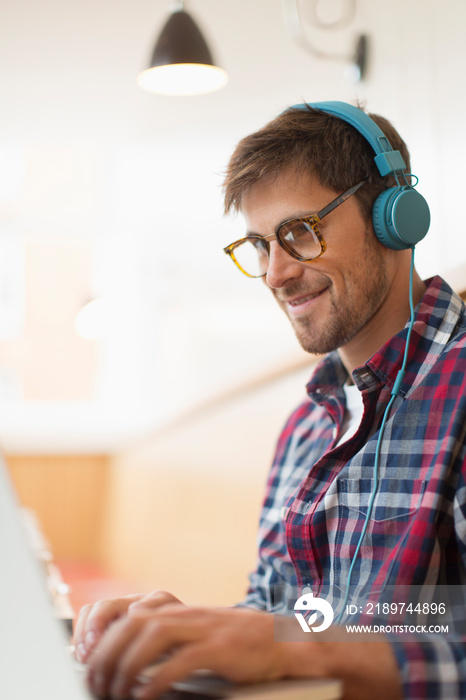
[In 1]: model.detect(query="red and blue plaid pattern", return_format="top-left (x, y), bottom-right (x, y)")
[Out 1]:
top-left (242, 276), bottom-right (466, 698)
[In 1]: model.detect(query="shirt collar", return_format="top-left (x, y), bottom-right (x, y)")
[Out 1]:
top-left (306, 276), bottom-right (465, 402)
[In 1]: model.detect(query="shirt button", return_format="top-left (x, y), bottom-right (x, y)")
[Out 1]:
top-left (280, 506), bottom-right (289, 520)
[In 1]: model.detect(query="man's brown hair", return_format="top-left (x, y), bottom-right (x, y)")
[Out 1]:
top-left (223, 103), bottom-right (411, 222)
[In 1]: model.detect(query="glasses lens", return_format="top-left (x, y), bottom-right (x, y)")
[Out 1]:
top-left (231, 237), bottom-right (268, 277)
top-left (278, 219), bottom-right (321, 260)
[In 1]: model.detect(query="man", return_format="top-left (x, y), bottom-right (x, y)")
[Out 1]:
top-left (73, 102), bottom-right (466, 699)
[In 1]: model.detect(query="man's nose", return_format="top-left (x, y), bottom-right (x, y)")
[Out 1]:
top-left (265, 241), bottom-right (304, 289)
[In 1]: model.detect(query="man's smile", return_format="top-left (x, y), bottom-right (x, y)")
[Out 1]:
top-left (278, 286), bottom-right (329, 316)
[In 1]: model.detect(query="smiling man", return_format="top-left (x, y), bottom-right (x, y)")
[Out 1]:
top-left (236, 166), bottom-right (425, 370)
top-left (74, 102), bottom-right (466, 700)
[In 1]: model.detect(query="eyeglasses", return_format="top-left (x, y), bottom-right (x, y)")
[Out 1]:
top-left (223, 178), bottom-right (367, 278)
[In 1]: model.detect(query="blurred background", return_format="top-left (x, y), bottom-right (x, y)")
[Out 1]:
top-left (1, 0), bottom-right (465, 610)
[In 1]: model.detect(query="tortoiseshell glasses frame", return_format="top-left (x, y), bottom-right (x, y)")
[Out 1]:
top-left (223, 178), bottom-right (368, 278)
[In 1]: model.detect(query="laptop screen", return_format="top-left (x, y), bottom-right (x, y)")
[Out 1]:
top-left (0, 456), bottom-right (90, 700)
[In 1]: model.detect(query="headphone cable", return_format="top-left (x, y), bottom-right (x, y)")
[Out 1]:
top-left (335, 246), bottom-right (416, 624)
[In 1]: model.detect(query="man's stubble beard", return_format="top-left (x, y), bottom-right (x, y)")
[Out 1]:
top-left (282, 239), bottom-right (390, 356)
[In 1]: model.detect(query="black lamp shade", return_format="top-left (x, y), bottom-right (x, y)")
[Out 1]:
top-left (151, 10), bottom-right (215, 68)
top-left (137, 9), bottom-right (228, 95)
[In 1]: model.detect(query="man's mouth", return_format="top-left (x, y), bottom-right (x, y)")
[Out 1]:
top-left (289, 289), bottom-right (326, 305)
top-left (281, 287), bottom-right (328, 315)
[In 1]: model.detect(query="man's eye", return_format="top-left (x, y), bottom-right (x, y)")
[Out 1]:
top-left (282, 222), bottom-right (312, 243)
top-left (249, 238), bottom-right (267, 254)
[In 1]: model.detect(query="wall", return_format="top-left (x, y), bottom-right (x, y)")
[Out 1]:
top-left (5, 359), bottom-right (314, 607)
top-left (6, 454), bottom-right (110, 562)
top-left (99, 361), bottom-right (314, 606)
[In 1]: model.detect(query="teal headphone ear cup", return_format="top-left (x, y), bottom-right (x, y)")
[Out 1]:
top-left (372, 186), bottom-right (431, 250)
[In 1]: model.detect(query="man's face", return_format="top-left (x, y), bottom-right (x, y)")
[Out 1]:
top-left (241, 169), bottom-right (392, 357)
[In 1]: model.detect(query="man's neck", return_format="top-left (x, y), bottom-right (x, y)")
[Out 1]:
top-left (338, 270), bottom-right (426, 377)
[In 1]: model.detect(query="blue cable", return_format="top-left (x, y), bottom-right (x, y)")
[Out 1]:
top-left (335, 246), bottom-right (416, 624)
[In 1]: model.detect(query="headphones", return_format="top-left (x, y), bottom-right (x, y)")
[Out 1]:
top-left (292, 101), bottom-right (431, 250)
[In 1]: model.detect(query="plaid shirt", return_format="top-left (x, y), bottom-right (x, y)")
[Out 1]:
top-left (242, 276), bottom-right (466, 699)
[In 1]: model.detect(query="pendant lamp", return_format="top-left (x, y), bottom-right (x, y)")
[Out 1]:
top-left (137, 2), bottom-right (228, 96)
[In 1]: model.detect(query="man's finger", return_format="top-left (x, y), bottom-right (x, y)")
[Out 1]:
top-left (73, 594), bottom-right (143, 662)
top-left (90, 613), bottom-right (208, 699)
top-left (132, 643), bottom-right (219, 700)
top-left (129, 590), bottom-right (183, 614)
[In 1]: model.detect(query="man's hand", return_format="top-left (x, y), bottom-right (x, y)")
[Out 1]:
top-left (86, 606), bottom-right (291, 699)
top-left (85, 605), bottom-right (403, 700)
top-left (72, 590), bottom-right (183, 663)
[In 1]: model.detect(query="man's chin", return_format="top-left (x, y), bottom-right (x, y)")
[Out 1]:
top-left (292, 325), bottom-right (324, 355)
top-left (295, 339), bottom-right (328, 356)
top-left (291, 319), bottom-right (344, 356)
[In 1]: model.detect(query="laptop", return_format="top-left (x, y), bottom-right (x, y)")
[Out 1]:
top-left (0, 455), bottom-right (341, 700)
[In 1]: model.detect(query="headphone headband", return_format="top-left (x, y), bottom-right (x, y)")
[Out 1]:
top-left (289, 100), bottom-right (430, 250)
top-left (292, 101), bottom-right (406, 177)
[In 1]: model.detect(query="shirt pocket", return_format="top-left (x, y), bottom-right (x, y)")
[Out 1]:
top-left (333, 478), bottom-right (426, 588)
